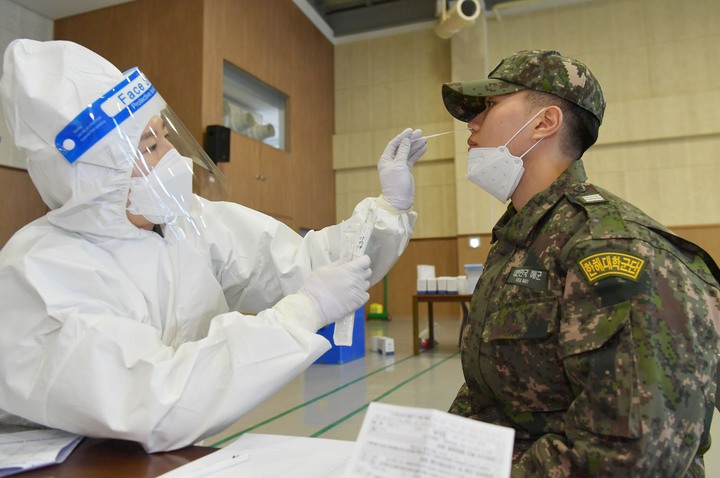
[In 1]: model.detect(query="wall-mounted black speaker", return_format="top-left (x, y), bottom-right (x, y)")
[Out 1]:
top-left (204, 125), bottom-right (231, 164)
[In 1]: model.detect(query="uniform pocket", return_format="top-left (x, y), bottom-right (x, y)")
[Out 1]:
top-left (483, 298), bottom-right (558, 342)
top-left (558, 300), bottom-right (631, 359)
top-left (481, 298), bottom-right (573, 414)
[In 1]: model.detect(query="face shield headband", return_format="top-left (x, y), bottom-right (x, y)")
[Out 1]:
top-left (54, 67), bottom-right (230, 238)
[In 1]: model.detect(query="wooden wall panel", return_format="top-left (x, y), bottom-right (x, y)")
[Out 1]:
top-left (201, 0), bottom-right (335, 232)
top-left (457, 233), bottom-right (492, 275)
top-left (54, 0), bottom-right (205, 140)
top-left (370, 237), bottom-right (459, 321)
top-left (671, 225), bottom-right (720, 265)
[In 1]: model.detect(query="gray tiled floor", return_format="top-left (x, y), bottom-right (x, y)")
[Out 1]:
top-left (202, 315), bottom-right (465, 447)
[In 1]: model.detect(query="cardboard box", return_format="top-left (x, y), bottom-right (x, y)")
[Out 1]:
top-left (369, 335), bottom-right (395, 355)
top-left (378, 336), bottom-right (395, 355)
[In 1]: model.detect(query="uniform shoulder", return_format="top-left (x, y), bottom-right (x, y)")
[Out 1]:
top-left (564, 184), bottom-right (666, 240)
top-left (564, 184), bottom-right (720, 287)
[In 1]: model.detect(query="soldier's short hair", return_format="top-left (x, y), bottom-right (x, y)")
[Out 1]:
top-left (525, 89), bottom-right (599, 160)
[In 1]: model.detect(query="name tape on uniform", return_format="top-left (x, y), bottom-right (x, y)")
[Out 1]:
top-left (506, 267), bottom-right (549, 291)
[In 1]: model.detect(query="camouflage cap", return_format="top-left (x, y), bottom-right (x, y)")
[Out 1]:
top-left (442, 49), bottom-right (606, 126)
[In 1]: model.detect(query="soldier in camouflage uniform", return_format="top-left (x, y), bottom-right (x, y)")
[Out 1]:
top-left (442, 49), bottom-right (720, 476)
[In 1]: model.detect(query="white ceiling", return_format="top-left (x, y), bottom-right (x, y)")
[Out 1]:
top-left (9, 0), bottom-right (136, 20)
top-left (11, 0), bottom-right (595, 41)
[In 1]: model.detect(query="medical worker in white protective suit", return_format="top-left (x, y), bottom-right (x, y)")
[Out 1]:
top-left (0, 39), bottom-right (427, 452)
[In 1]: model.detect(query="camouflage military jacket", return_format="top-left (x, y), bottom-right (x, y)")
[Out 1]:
top-left (450, 160), bottom-right (720, 477)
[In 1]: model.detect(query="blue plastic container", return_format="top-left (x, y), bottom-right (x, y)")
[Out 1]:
top-left (314, 307), bottom-right (365, 364)
top-left (464, 264), bottom-right (484, 294)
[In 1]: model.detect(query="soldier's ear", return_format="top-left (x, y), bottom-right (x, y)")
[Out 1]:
top-left (531, 106), bottom-right (562, 141)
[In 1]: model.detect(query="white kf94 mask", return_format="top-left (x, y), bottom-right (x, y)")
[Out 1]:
top-left (467, 109), bottom-right (545, 203)
top-left (127, 149), bottom-right (194, 224)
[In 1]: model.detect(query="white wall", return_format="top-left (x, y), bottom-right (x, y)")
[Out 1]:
top-left (333, 28), bottom-right (457, 239)
top-left (0, 0), bottom-right (53, 169)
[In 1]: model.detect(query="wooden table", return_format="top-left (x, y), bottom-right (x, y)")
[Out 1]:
top-left (412, 294), bottom-right (473, 355)
top-left (18, 437), bottom-right (217, 477)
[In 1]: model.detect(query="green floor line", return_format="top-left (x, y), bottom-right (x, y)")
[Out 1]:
top-left (310, 351), bottom-right (459, 438)
top-left (209, 352), bottom-right (421, 447)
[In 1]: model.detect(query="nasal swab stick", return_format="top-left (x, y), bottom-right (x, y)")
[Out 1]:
top-left (413, 129), bottom-right (470, 141)
top-left (423, 131), bottom-right (455, 139)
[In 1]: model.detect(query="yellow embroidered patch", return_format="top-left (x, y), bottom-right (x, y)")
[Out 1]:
top-left (578, 252), bottom-right (645, 283)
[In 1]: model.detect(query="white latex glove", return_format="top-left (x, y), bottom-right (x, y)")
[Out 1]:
top-left (298, 255), bottom-right (372, 328)
top-left (378, 128), bottom-right (427, 211)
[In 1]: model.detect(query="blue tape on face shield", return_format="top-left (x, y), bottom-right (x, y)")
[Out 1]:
top-left (55, 68), bottom-right (157, 164)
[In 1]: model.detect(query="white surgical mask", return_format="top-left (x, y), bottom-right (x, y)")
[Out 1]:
top-left (467, 109), bottom-right (545, 203)
top-left (127, 149), bottom-right (194, 224)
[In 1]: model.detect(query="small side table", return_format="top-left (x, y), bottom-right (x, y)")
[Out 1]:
top-left (412, 294), bottom-right (473, 355)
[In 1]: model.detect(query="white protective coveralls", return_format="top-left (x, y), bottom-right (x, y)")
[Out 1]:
top-left (0, 39), bottom-right (423, 452)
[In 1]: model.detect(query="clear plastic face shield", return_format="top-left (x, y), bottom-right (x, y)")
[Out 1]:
top-left (54, 67), bottom-right (229, 238)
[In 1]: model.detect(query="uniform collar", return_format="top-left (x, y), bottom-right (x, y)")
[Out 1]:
top-left (491, 160), bottom-right (588, 245)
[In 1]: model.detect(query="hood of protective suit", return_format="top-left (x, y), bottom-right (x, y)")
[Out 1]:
top-left (0, 39), bottom-right (166, 240)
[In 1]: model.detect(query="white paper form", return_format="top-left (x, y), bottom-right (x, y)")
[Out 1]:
top-left (344, 402), bottom-right (515, 478)
top-left (0, 429), bottom-right (83, 477)
top-left (158, 434), bottom-right (356, 478)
